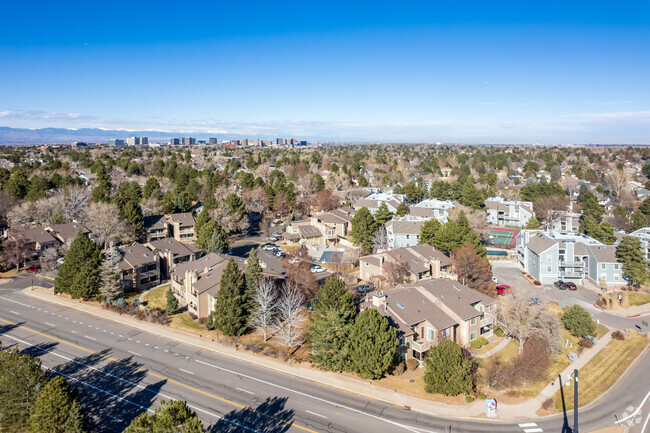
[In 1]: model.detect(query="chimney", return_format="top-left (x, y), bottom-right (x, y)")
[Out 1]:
top-left (372, 291), bottom-right (387, 308)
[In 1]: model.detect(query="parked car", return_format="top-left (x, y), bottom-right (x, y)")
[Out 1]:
top-left (565, 282), bottom-right (577, 290)
top-left (268, 236), bottom-right (278, 242)
top-left (496, 284), bottom-right (512, 295)
top-left (554, 281), bottom-right (567, 290)
top-left (357, 284), bottom-right (373, 293)
top-left (491, 275), bottom-right (498, 283)
top-left (288, 257), bottom-right (300, 265)
top-left (310, 265), bottom-right (326, 273)
top-left (262, 243), bottom-right (276, 251)
top-left (26, 265), bottom-right (40, 273)
top-left (274, 250), bottom-right (285, 258)
top-left (528, 295), bottom-right (540, 305)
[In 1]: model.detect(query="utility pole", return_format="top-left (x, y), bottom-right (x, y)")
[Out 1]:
top-left (574, 369), bottom-right (579, 433)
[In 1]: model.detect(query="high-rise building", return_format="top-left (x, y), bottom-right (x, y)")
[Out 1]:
top-left (127, 137), bottom-right (147, 146)
top-left (182, 137), bottom-right (196, 145)
top-left (108, 139), bottom-right (125, 146)
top-left (300, 140), bottom-right (307, 146)
top-left (208, 138), bottom-right (219, 145)
top-left (232, 139), bottom-right (240, 146)
top-left (241, 138), bottom-right (249, 146)
top-left (170, 138), bottom-right (181, 145)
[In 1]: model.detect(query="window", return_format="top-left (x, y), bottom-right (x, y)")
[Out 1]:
top-left (601, 264), bottom-right (606, 270)
top-left (546, 256), bottom-right (552, 262)
top-left (614, 275), bottom-right (619, 281)
top-left (547, 266), bottom-right (552, 272)
top-left (470, 317), bottom-right (477, 325)
top-left (475, 305), bottom-right (484, 313)
top-left (614, 264), bottom-right (620, 270)
top-left (470, 331), bottom-right (477, 341)
top-left (427, 328), bottom-right (435, 341)
top-left (406, 235), bottom-right (410, 240)
top-left (601, 274), bottom-right (606, 281)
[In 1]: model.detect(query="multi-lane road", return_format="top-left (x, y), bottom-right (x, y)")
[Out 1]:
top-left (0, 274), bottom-right (648, 433)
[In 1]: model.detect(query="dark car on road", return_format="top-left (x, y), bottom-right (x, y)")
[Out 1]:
top-left (565, 282), bottom-right (577, 290)
top-left (554, 281), bottom-right (567, 290)
top-left (496, 284), bottom-right (512, 295)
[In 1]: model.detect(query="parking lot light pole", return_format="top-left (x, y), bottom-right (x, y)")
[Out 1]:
top-left (574, 369), bottom-right (579, 433)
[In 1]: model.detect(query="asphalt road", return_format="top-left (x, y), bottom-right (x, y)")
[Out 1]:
top-left (0, 274), bottom-right (648, 433)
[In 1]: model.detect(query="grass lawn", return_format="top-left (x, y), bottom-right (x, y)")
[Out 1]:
top-left (143, 284), bottom-right (171, 310)
top-left (627, 292), bottom-right (650, 307)
top-left (473, 335), bottom-right (505, 355)
top-left (372, 369), bottom-right (468, 405)
top-left (553, 333), bottom-right (648, 411)
top-left (595, 323), bottom-right (609, 339)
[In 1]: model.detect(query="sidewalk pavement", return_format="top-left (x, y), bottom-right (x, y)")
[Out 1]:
top-left (20, 288), bottom-right (615, 422)
top-left (474, 336), bottom-right (511, 359)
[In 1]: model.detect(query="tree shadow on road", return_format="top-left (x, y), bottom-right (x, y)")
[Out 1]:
top-left (0, 321), bottom-right (23, 337)
top-left (20, 341), bottom-right (58, 358)
top-left (54, 349), bottom-right (167, 433)
top-left (209, 396), bottom-right (294, 433)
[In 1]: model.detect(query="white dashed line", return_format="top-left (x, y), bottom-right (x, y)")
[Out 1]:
top-left (145, 343), bottom-right (150, 346)
top-left (71, 331), bottom-right (77, 334)
top-left (10, 311), bottom-right (20, 315)
top-left (305, 410), bottom-right (327, 419)
top-left (119, 335), bottom-right (124, 338)
top-left (519, 424), bottom-right (537, 428)
top-left (179, 368), bottom-right (194, 375)
top-left (0, 296), bottom-right (31, 308)
top-left (236, 387), bottom-right (255, 395)
top-left (154, 346), bottom-right (159, 350)
top-left (84, 336), bottom-right (96, 341)
top-left (103, 329), bottom-right (107, 332)
top-left (128, 351), bottom-right (141, 357)
top-left (523, 429), bottom-right (543, 433)
top-left (44, 322), bottom-right (55, 327)
top-left (164, 349), bottom-right (169, 352)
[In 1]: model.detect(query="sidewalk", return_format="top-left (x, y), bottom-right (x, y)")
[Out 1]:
top-left (19, 288), bottom-right (617, 422)
top-left (474, 336), bottom-right (511, 359)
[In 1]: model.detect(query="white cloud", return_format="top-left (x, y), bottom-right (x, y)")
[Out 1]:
top-left (564, 110), bottom-right (650, 124)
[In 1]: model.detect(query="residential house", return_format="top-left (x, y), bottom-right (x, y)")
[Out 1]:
top-left (143, 215), bottom-right (169, 242)
top-left (166, 213), bottom-right (196, 242)
top-left (310, 208), bottom-right (356, 245)
top-left (353, 192), bottom-right (407, 214)
top-left (8, 227), bottom-right (59, 261)
top-left (485, 197), bottom-right (534, 227)
top-left (359, 244), bottom-right (453, 288)
top-left (361, 279), bottom-right (497, 362)
top-left (282, 219), bottom-right (323, 245)
top-left (118, 243), bottom-right (160, 292)
top-left (547, 211), bottom-right (580, 235)
top-left (385, 218), bottom-right (426, 249)
top-left (146, 238), bottom-right (202, 279)
top-left (516, 230), bottom-right (623, 287)
top-left (628, 227), bottom-right (650, 261)
top-left (45, 222), bottom-right (96, 246)
top-left (409, 199), bottom-right (456, 223)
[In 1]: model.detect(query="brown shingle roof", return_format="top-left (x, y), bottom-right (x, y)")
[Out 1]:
top-left (527, 233), bottom-right (556, 255)
top-left (148, 238), bottom-right (200, 258)
top-left (166, 213), bottom-right (195, 227)
top-left (587, 245), bottom-right (618, 263)
top-left (47, 223), bottom-right (91, 242)
top-left (119, 244), bottom-right (158, 269)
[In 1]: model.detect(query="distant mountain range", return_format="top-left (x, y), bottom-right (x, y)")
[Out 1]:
top-left (0, 127), bottom-right (238, 145)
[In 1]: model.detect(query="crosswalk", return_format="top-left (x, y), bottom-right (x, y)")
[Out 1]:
top-left (518, 423), bottom-right (543, 433)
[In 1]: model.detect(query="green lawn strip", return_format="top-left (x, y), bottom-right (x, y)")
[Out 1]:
top-left (142, 284), bottom-right (170, 310)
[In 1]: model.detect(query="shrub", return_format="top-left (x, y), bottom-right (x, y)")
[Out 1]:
top-left (465, 395), bottom-right (475, 403)
top-left (578, 338), bottom-right (594, 349)
top-left (495, 327), bottom-right (505, 337)
top-left (393, 362), bottom-right (406, 376)
top-left (470, 340), bottom-right (483, 349)
top-left (533, 281), bottom-right (542, 286)
top-left (612, 330), bottom-right (625, 341)
top-left (187, 311), bottom-right (198, 320)
top-left (405, 358), bottom-right (419, 371)
top-left (542, 398), bottom-right (554, 411)
top-left (423, 341), bottom-right (475, 396)
top-left (478, 393), bottom-right (487, 399)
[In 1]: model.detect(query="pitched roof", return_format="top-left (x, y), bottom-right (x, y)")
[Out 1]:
top-left (143, 215), bottom-right (167, 230)
top-left (47, 223), bottom-right (92, 242)
top-left (383, 288), bottom-right (457, 330)
top-left (172, 252), bottom-right (227, 278)
top-left (119, 243), bottom-right (158, 269)
top-left (387, 220), bottom-right (424, 235)
top-left (12, 227), bottom-right (58, 246)
top-left (587, 245), bottom-right (618, 263)
top-left (148, 238), bottom-right (200, 258)
top-left (166, 213), bottom-right (195, 227)
top-left (527, 233), bottom-right (557, 254)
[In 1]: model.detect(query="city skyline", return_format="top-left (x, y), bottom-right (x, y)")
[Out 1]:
top-left (1, 0), bottom-right (649, 143)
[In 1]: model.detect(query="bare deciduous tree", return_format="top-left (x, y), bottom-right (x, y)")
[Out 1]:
top-left (8, 197), bottom-right (59, 227)
top-left (140, 197), bottom-right (162, 217)
top-left (209, 205), bottom-right (250, 235)
top-left (314, 189), bottom-right (340, 212)
top-left (39, 247), bottom-right (60, 272)
top-left (275, 283), bottom-right (306, 357)
top-left (497, 289), bottom-right (561, 354)
top-left (533, 195), bottom-right (569, 228)
top-left (249, 278), bottom-right (277, 342)
top-left (55, 186), bottom-right (89, 222)
top-left (85, 202), bottom-right (132, 246)
top-left (99, 241), bottom-right (124, 300)
top-left (560, 176), bottom-right (579, 197)
top-left (607, 167), bottom-right (630, 202)
top-left (383, 258), bottom-right (410, 288)
top-left (449, 205), bottom-right (487, 237)
top-left (372, 225), bottom-right (389, 253)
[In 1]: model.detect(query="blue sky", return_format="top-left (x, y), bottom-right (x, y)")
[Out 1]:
top-left (1, 1), bottom-right (649, 143)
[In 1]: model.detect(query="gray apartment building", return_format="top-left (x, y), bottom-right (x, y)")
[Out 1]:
top-left (516, 230), bottom-right (623, 287)
top-left (409, 199), bottom-right (456, 223)
top-left (485, 197), bottom-right (534, 227)
top-left (385, 218), bottom-right (425, 249)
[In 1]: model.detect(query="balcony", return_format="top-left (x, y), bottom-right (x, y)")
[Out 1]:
top-left (411, 339), bottom-right (431, 353)
top-left (559, 260), bottom-right (585, 267)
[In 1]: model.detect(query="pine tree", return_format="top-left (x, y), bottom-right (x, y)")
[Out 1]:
top-left (309, 309), bottom-right (352, 371)
top-left (62, 400), bottom-right (88, 433)
top-left (245, 249), bottom-right (264, 309)
top-left (142, 177), bottom-right (162, 200)
top-left (121, 200), bottom-right (144, 239)
top-left (435, 221), bottom-right (466, 255)
top-left (423, 341), bottom-right (475, 396)
top-left (524, 216), bottom-right (542, 230)
top-left (99, 242), bottom-right (123, 301)
top-left (350, 207), bottom-right (377, 255)
top-left (124, 400), bottom-right (203, 433)
top-left (194, 209), bottom-right (212, 236)
top-left (55, 232), bottom-right (102, 300)
top-left (616, 236), bottom-right (648, 287)
top-left (631, 211), bottom-right (648, 230)
top-left (225, 193), bottom-right (247, 219)
top-left (561, 305), bottom-right (596, 338)
top-left (207, 225), bottom-right (229, 254)
top-left (28, 376), bottom-right (82, 433)
top-left (374, 202), bottom-right (394, 225)
top-left (598, 222), bottom-right (617, 245)
top-left (347, 309), bottom-right (398, 379)
top-left (419, 218), bottom-right (442, 246)
top-left (210, 258), bottom-right (248, 336)
top-left (196, 220), bottom-right (217, 251)
top-left (165, 288), bottom-right (179, 315)
top-left (312, 277), bottom-right (356, 322)
top-left (639, 197), bottom-right (650, 216)
top-left (395, 202), bottom-right (409, 217)
top-left (460, 184), bottom-right (485, 209)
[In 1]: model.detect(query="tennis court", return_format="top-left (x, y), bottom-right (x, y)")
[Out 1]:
top-left (485, 229), bottom-right (516, 247)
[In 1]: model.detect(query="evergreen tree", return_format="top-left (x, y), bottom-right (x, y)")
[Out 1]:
top-left (374, 202), bottom-right (394, 225)
top-left (165, 288), bottom-right (179, 315)
top-left (225, 193), bottom-right (247, 219)
top-left (194, 208), bottom-right (211, 235)
top-left (159, 194), bottom-right (176, 214)
top-left (209, 258), bottom-right (248, 336)
top-left (357, 173), bottom-right (368, 187)
top-left (459, 184), bottom-right (485, 209)
top-left (28, 376), bottom-right (84, 433)
top-left (561, 305), bottom-right (596, 338)
top-left (124, 400), bottom-right (203, 433)
top-left (419, 218), bottom-right (442, 246)
top-left (435, 221), bottom-right (466, 255)
top-left (196, 220), bottom-right (217, 251)
top-left (455, 210), bottom-right (470, 233)
top-left (312, 277), bottom-right (356, 322)
top-left (462, 229), bottom-right (487, 258)
top-left (395, 202), bottom-right (409, 217)
top-left (617, 236), bottom-right (648, 287)
top-left (347, 309), bottom-right (398, 379)
top-left (121, 200), bottom-right (144, 239)
top-left (639, 197), bottom-right (650, 216)
top-left (99, 242), bottom-right (123, 300)
top-left (4, 170), bottom-right (30, 199)
top-left (62, 400), bottom-right (87, 433)
top-left (309, 309), bottom-right (352, 371)
top-left (245, 249), bottom-right (264, 309)
top-left (55, 232), bottom-right (102, 299)
top-left (598, 222), bottom-right (617, 245)
top-left (142, 177), bottom-right (162, 200)
top-left (207, 227), bottom-right (229, 254)
top-left (0, 348), bottom-right (47, 433)
top-left (524, 216), bottom-right (542, 230)
top-left (423, 340), bottom-right (475, 396)
top-left (350, 207), bottom-right (377, 255)
top-left (631, 211), bottom-right (648, 231)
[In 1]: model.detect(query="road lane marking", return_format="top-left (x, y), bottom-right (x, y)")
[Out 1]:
top-left (305, 410), bottom-right (327, 419)
top-left (119, 334), bottom-right (124, 338)
top-left (10, 310), bottom-right (20, 315)
top-left (179, 368), bottom-right (195, 375)
top-left (519, 424), bottom-right (537, 427)
top-left (71, 330), bottom-right (77, 334)
top-left (44, 322), bottom-right (55, 327)
top-left (617, 389), bottom-right (650, 424)
top-left (128, 351), bottom-right (141, 357)
top-left (105, 414), bottom-right (122, 422)
top-left (84, 335), bottom-right (96, 341)
top-left (0, 295), bottom-right (32, 308)
top-left (0, 316), bottom-right (319, 433)
top-left (523, 429), bottom-right (543, 433)
top-left (237, 387), bottom-right (255, 395)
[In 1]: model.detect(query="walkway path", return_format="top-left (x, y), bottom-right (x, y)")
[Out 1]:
top-left (475, 336), bottom-right (511, 358)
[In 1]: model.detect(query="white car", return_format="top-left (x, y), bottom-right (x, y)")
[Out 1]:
top-left (288, 257), bottom-right (300, 265)
top-left (310, 265), bottom-right (326, 273)
top-left (274, 250), bottom-right (285, 258)
top-left (262, 244), bottom-right (276, 251)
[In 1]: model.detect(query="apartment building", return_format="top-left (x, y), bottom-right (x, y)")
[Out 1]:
top-left (143, 215), bottom-right (169, 242)
top-left (409, 199), bottom-right (456, 223)
top-left (117, 243), bottom-right (160, 292)
top-left (547, 211), bottom-right (580, 234)
top-left (361, 279), bottom-right (496, 362)
top-left (283, 208), bottom-right (356, 246)
top-left (146, 238), bottom-right (202, 279)
top-left (385, 218), bottom-right (426, 249)
top-left (45, 222), bottom-right (96, 245)
top-left (353, 192), bottom-right (407, 214)
top-left (166, 213), bottom-right (196, 242)
top-left (485, 197), bottom-right (534, 227)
